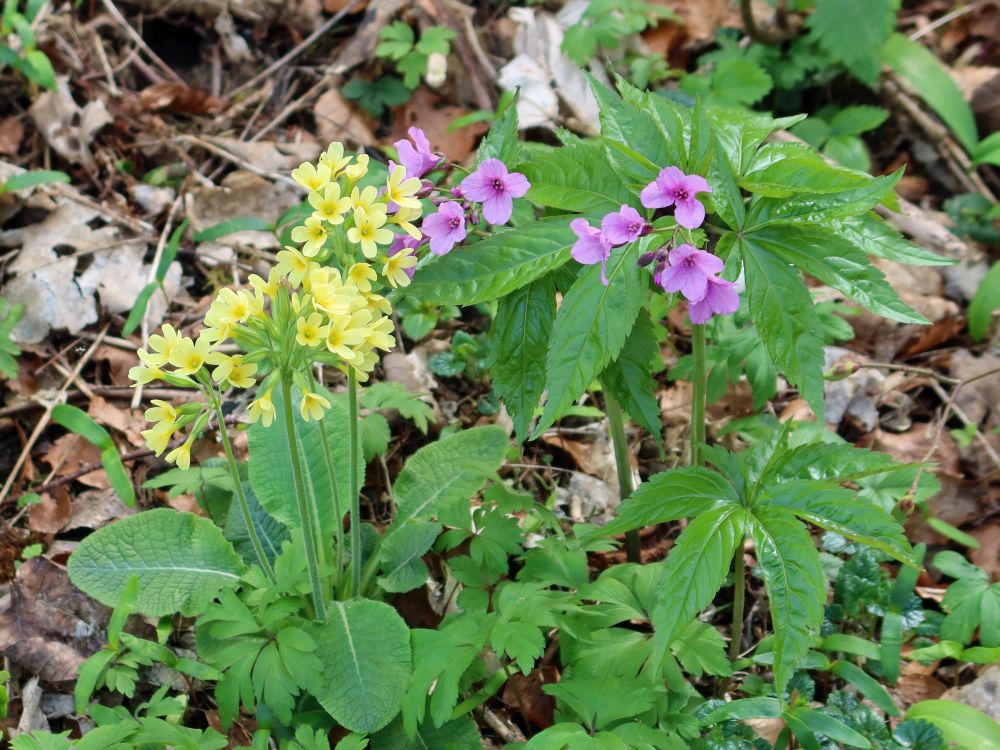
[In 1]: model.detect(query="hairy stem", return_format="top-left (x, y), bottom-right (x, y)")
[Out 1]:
top-left (605, 388), bottom-right (641, 563)
top-left (691, 324), bottom-right (707, 467)
top-left (308, 370), bottom-right (345, 596)
top-left (347, 368), bottom-right (362, 598)
top-left (213, 397), bottom-right (275, 583)
top-left (730, 545), bottom-right (746, 660)
top-left (280, 377), bottom-right (327, 621)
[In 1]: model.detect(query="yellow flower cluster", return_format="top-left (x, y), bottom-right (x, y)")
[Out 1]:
top-left (130, 141), bottom-right (422, 467)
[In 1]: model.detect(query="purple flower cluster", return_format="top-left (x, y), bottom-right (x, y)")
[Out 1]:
top-left (570, 205), bottom-right (650, 285)
top-left (654, 245), bottom-right (738, 324)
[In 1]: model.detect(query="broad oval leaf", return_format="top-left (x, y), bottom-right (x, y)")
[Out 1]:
top-left (68, 509), bottom-right (244, 617)
top-left (407, 217), bottom-right (576, 305)
top-left (308, 599), bottom-right (412, 734)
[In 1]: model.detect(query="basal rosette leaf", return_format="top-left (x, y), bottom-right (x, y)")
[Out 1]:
top-left (68, 509), bottom-right (243, 617)
top-left (377, 521), bottom-right (441, 593)
top-left (308, 599), bottom-right (412, 734)
top-left (749, 506), bottom-right (826, 700)
top-left (534, 242), bottom-right (644, 436)
top-left (406, 217), bottom-right (576, 305)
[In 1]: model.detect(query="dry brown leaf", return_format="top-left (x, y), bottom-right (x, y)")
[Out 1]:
top-left (894, 671), bottom-right (948, 707)
top-left (0, 116), bottom-right (24, 155)
top-left (970, 522), bottom-right (1000, 580)
top-left (28, 486), bottom-right (72, 534)
top-left (650, 0), bottom-right (743, 43)
top-left (63, 488), bottom-right (136, 532)
top-left (0, 557), bottom-right (108, 685)
top-left (202, 135), bottom-right (321, 173)
top-left (42, 434), bottom-right (110, 490)
top-left (88, 394), bottom-right (143, 447)
top-left (502, 666), bottom-right (558, 729)
top-left (871, 426), bottom-right (961, 476)
top-left (138, 82), bottom-right (222, 115)
top-left (28, 77), bottom-right (111, 169)
top-left (314, 88), bottom-right (376, 149)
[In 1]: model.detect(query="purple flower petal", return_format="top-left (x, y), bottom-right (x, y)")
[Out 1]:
top-left (641, 181), bottom-right (672, 209)
top-left (422, 201), bottom-right (467, 255)
top-left (689, 276), bottom-right (740, 323)
top-left (674, 198), bottom-right (706, 229)
top-left (571, 218), bottom-right (612, 267)
top-left (481, 194), bottom-right (513, 225)
top-left (503, 171), bottom-right (531, 198)
top-left (682, 173), bottom-right (712, 195)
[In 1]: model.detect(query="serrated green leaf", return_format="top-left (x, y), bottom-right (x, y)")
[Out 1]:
top-left (371, 715), bottom-right (480, 750)
top-left (416, 25), bottom-right (455, 56)
top-left (308, 599), bottom-right (411, 733)
top-left (475, 96), bottom-right (519, 166)
top-left (808, 0), bottom-right (895, 67)
top-left (746, 171), bottom-right (900, 230)
top-left (68, 509), bottom-right (243, 617)
top-left (711, 58), bottom-right (773, 105)
top-left (750, 506), bottom-right (826, 700)
top-left (407, 217), bottom-right (575, 305)
top-left (827, 214), bottom-right (954, 266)
top-left (375, 21), bottom-right (415, 60)
top-left (535, 242), bottom-right (644, 435)
top-left (600, 311), bottom-right (661, 439)
top-left (390, 425), bottom-right (508, 528)
top-left (519, 141), bottom-right (630, 214)
top-left (740, 143), bottom-right (872, 198)
top-left (488, 275), bottom-right (556, 442)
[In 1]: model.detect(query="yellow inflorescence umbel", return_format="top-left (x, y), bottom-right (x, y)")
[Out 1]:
top-left (129, 141), bottom-right (424, 464)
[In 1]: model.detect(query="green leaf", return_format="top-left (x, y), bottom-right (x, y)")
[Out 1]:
top-left (788, 706), bottom-right (872, 748)
top-left (831, 106), bottom-right (890, 136)
top-left (23, 49), bottom-right (55, 90)
top-left (375, 21), bottom-right (415, 60)
top-left (361, 382), bottom-right (433, 434)
top-left (51, 405), bottom-right (135, 507)
top-left (969, 260), bottom-right (1000, 342)
top-left (68, 509), bottom-right (243, 617)
top-left (740, 239), bottom-right (826, 417)
top-left (193, 216), bottom-right (273, 242)
top-left (830, 661), bottom-right (900, 716)
top-left (907, 640), bottom-right (964, 662)
top-left (378, 521), bottom-right (440, 593)
top-left (1, 169), bottom-right (69, 193)
top-left (882, 34), bottom-right (979, 153)
top-left (488, 275), bottom-right (556, 442)
top-left (596, 466), bottom-right (738, 538)
top-left (397, 51), bottom-right (427, 89)
top-left (416, 26), bottom-right (455, 56)
top-left (672, 620), bottom-right (732, 677)
top-left (407, 217), bottom-right (575, 305)
top-left (905, 700), bottom-right (1000, 750)
top-left (249, 387), bottom-right (357, 537)
top-left (651, 505), bottom-right (745, 649)
top-left (122, 282), bottom-right (160, 337)
top-left (308, 600), bottom-right (412, 734)
top-left (883, 544), bottom-right (925, 685)
top-left (223, 484), bottom-right (288, 567)
top-left (701, 697), bottom-right (782, 724)
top-left (371, 716), bottom-right (481, 750)
top-left (807, 0), bottom-right (895, 77)
top-left (535, 242), bottom-right (644, 435)
top-left (972, 131), bottom-right (1000, 166)
top-left (390, 425), bottom-right (508, 528)
top-left (475, 96), bottom-right (519, 166)
top-left (750, 506), bottom-right (826, 699)
top-left (156, 219), bottom-right (187, 282)
top-left (711, 58), bottom-right (773, 105)
top-left (823, 134), bottom-right (872, 172)
top-left (827, 214), bottom-right (955, 266)
top-left (588, 76), bottom-right (665, 185)
top-left (740, 144), bottom-right (873, 198)
top-left (745, 172), bottom-right (901, 230)
top-left (600, 311), bottom-right (662, 439)
top-left (519, 141), bottom-right (630, 214)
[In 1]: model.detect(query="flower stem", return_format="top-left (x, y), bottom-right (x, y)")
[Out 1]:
top-left (280, 377), bottom-right (327, 621)
top-left (347, 368), bottom-right (362, 598)
top-left (690, 324), bottom-right (707, 467)
top-left (729, 545), bottom-right (746, 660)
top-left (308, 371), bottom-right (345, 596)
top-left (604, 388), bottom-right (641, 564)
top-left (212, 398), bottom-right (275, 583)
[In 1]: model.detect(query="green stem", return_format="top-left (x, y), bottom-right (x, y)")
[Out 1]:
top-left (729, 545), bottom-right (746, 660)
top-left (604, 388), bottom-right (641, 564)
top-left (690, 324), bottom-right (707, 467)
top-left (280, 378), bottom-right (327, 621)
top-left (213, 398), bottom-right (275, 583)
top-left (308, 370), bottom-right (345, 597)
top-left (348, 368), bottom-right (362, 598)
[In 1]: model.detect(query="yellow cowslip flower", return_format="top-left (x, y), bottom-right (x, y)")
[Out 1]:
top-left (296, 313), bottom-right (329, 348)
top-left (389, 205), bottom-right (423, 240)
top-left (248, 386), bottom-right (276, 427)
top-left (385, 165), bottom-right (422, 210)
top-left (326, 309), bottom-right (372, 361)
top-left (274, 247), bottom-right (314, 288)
top-left (347, 263), bottom-right (377, 294)
top-left (249, 270), bottom-right (280, 300)
top-left (304, 265), bottom-right (340, 294)
top-left (365, 292), bottom-right (392, 316)
top-left (144, 399), bottom-right (178, 427)
top-left (201, 305), bottom-right (233, 345)
top-left (299, 390), bottom-right (330, 422)
top-left (344, 154), bottom-right (369, 183)
top-left (309, 183), bottom-right (351, 224)
top-left (291, 216), bottom-right (329, 258)
top-left (350, 185), bottom-right (381, 215)
top-left (363, 315), bottom-right (397, 352)
top-left (349, 349), bottom-right (380, 382)
top-left (208, 353), bottom-right (258, 388)
top-left (312, 277), bottom-right (358, 318)
top-left (215, 288), bottom-right (253, 325)
top-left (141, 421), bottom-right (174, 456)
top-left (129, 361), bottom-right (163, 385)
top-left (291, 161), bottom-right (332, 192)
top-left (166, 438), bottom-right (193, 470)
top-left (381, 246), bottom-right (418, 288)
top-left (347, 208), bottom-right (394, 259)
top-left (146, 324), bottom-right (183, 366)
top-left (319, 142), bottom-right (351, 176)
top-left (168, 335), bottom-right (212, 376)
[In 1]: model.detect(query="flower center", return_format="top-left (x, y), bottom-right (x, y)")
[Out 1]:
top-left (628, 222), bottom-right (640, 234)
top-left (449, 217), bottom-right (461, 229)
top-left (674, 188), bottom-right (690, 201)
top-left (491, 177), bottom-right (504, 192)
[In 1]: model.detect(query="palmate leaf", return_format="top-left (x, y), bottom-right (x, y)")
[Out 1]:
top-left (68, 509), bottom-right (244, 617)
top-left (588, 76), bottom-right (666, 186)
top-left (651, 505), bottom-right (745, 655)
top-left (595, 466), bottom-right (738, 539)
top-left (307, 600), bottom-right (412, 734)
top-left (534, 242), bottom-right (645, 436)
top-left (749, 506), bottom-right (826, 700)
top-left (764, 482), bottom-right (913, 563)
top-left (407, 217), bottom-right (576, 305)
top-left (487, 275), bottom-right (556, 442)
top-left (744, 172), bottom-right (900, 230)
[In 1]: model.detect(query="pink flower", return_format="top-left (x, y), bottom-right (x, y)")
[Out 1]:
top-left (640, 166), bottom-right (712, 229)
top-left (460, 158), bottom-right (531, 225)
top-left (388, 234), bottom-right (421, 279)
top-left (654, 244), bottom-right (723, 302)
top-left (601, 205), bottom-right (649, 246)
top-left (571, 218), bottom-right (614, 285)
top-left (394, 127), bottom-right (441, 179)
top-left (689, 275), bottom-right (740, 323)
top-left (422, 201), bottom-right (467, 255)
